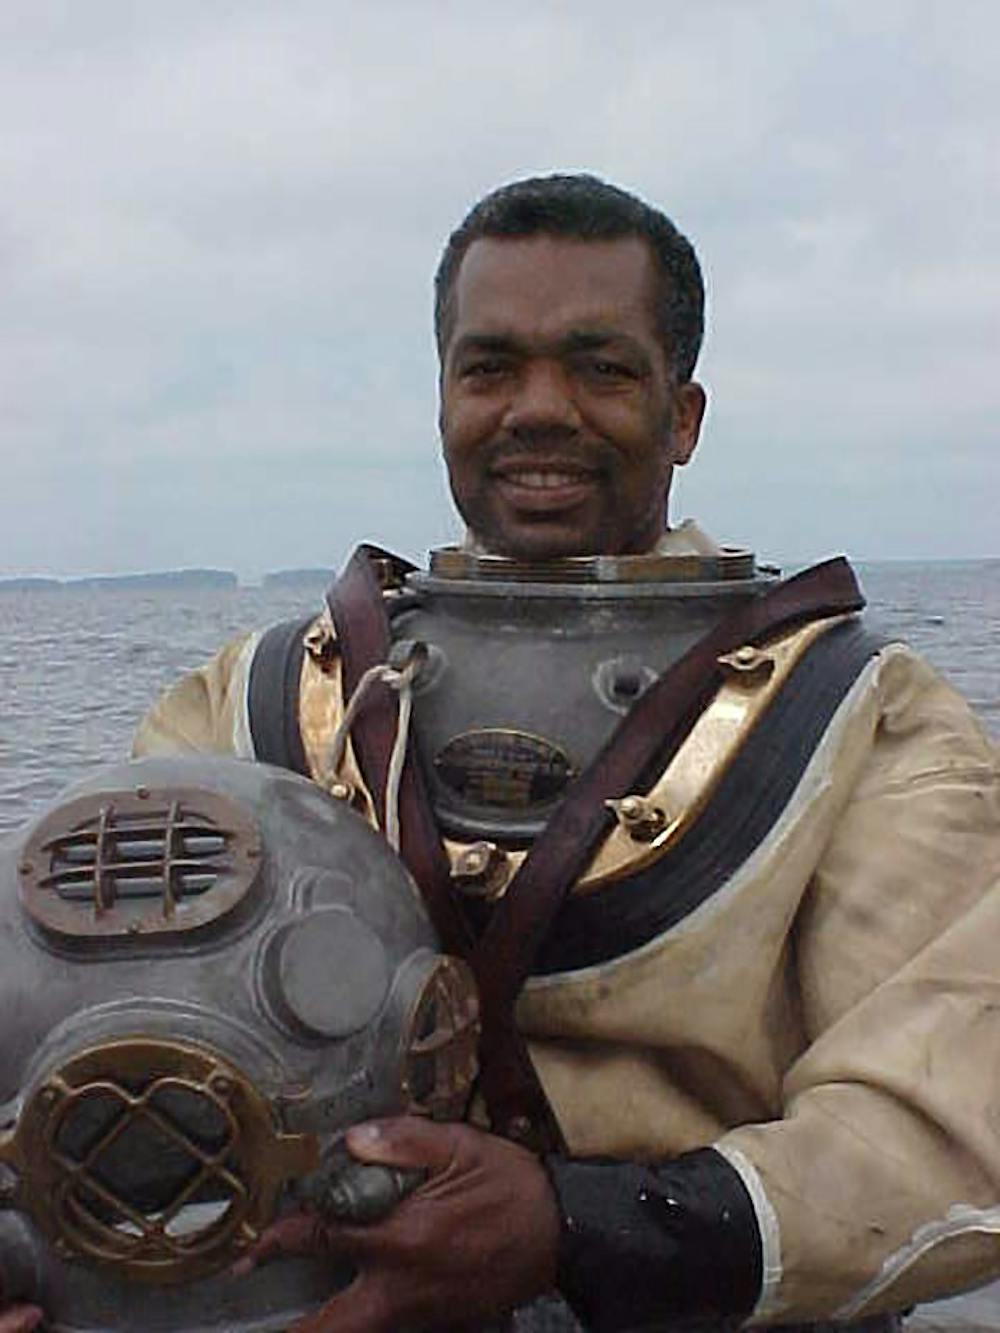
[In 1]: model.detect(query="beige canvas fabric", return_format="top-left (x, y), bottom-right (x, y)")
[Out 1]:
top-left (133, 615), bottom-right (1000, 1326)
top-left (133, 630), bottom-right (259, 760)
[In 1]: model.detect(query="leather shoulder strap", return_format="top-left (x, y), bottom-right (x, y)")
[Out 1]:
top-left (472, 557), bottom-right (866, 1141)
top-left (327, 548), bottom-right (865, 1149)
top-left (326, 546), bottom-right (474, 961)
top-left (247, 616), bottom-right (315, 775)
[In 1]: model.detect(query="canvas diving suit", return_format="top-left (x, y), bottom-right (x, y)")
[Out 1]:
top-left (133, 533), bottom-right (1000, 1330)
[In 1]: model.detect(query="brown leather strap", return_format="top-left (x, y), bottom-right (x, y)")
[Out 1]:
top-left (472, 557), bottom-right (865, 1142)
top-left (326, 545), bottom-right (474, 959)
top-left (329, 549), bottom-right (865, 1150)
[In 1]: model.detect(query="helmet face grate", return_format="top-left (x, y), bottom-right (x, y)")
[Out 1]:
top-left (0, 1038), bottom-right (318, 1284)
top-left (402, 956), bottom-right (479, 1121)
top-left (53, 1074), bottom-right (246, 1263)
top-left (18, 785), bottom-right (262, 944)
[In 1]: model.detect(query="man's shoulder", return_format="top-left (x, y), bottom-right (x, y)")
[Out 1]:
top-left (131, 627), bottom-right (269, 759)
top-left (853, 637), bottom-right (998, 785)
top-left (131, 601), bottom-right (339, 764)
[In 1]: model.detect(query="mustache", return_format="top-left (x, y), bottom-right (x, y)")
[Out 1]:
top-left (481, 433), bottom-right (616, 475)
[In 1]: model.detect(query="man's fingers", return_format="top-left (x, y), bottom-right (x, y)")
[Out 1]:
top-left (232, 1210), bottom-right (358, 1275)
top-left (0, 1306), bottom-right (43, 1333)
top-left (345, 1115), bottom-right (461, 1173)
top-left (240, 1122), bottom-right (558, 1329)
top-left (233, 1211), bottom-right (319, 1273)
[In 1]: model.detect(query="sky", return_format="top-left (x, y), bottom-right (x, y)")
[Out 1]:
top-left (1, 0), bottom-right (997, 579)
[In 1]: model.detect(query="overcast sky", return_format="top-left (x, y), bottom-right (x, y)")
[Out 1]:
top-left (2, 0), bottom-right (997, 578)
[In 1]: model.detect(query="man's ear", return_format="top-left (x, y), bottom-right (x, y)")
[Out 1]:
top-left (669, 382), bottom-right (707, 465)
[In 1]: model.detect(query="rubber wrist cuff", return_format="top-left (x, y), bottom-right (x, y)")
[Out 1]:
top-left (544, 1146), bottom-right (762, 1331)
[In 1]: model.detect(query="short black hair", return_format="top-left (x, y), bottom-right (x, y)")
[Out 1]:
top-left (434, 173), bottom-right (705, 381)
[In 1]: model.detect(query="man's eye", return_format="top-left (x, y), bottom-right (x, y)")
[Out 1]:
top-left (460, 360), bottom-right (508, 378)
top-left (581, 358), bottom-right (636, 381)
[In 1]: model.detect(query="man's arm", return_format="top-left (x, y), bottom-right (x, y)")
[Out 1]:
top-left (131, 632), bottom-right (258, 758)
top-left (240, 1118), bottom-right (765, 1332)
top-left (715, 648), bottom-right (1000, 1322)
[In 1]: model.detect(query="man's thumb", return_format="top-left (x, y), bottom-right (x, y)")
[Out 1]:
top-left (345, 1115), bottom-right (458, 1173)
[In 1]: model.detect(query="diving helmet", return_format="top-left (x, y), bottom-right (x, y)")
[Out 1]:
top-left (396, 545), bottom-right (777, 845)
top-left (0, 756), bottom-right (478, 1331)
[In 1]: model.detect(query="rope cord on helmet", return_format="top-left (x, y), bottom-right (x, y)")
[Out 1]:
top-left (322, 655), bottom-right (420, 852)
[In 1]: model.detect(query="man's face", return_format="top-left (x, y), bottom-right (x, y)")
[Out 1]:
top-left (438, 235), bottom-right (706, 559)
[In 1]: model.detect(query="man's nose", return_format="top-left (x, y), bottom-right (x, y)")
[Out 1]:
top-left (501, 361), bottom-right (581, 435)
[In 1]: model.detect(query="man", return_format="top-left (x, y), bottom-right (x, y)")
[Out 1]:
top-left (132, 176), bottom-right (1000, 1332)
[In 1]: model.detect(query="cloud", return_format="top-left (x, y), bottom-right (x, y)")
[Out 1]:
top-left (1, 0), bottom-right (997, 574)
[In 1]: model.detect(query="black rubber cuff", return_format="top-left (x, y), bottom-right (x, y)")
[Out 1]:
top-left (544, 1147), bottom-right (762, 1331)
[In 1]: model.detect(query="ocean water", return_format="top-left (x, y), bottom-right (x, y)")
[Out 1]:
top-left (1, 559), bottom-right (996, 839)
top-left (0, 579), bottom-right (318, 838)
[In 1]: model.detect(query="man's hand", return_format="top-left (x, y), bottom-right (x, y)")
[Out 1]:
top-left (235, 1116), bottom-right (561, 1333)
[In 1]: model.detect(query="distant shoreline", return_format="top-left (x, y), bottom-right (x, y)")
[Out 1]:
top-left (1, 557), bottom-right (996, 594)
top-left (0, 567), bottom-right (337, 593)
top-left (0, 569), bottom-right (238, 592)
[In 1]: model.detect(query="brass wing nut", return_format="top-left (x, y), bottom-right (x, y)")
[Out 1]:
top-left (717, 644), bottom-right (776, 685)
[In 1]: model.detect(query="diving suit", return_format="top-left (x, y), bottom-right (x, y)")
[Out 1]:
top-left (130, 539), bottom-right (1000, 1331)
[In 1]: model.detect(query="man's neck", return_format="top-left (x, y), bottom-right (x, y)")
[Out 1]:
top-left (462, 518), bottom-right (722, 559)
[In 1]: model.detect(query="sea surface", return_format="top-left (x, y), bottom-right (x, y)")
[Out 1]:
top-left (1, 558), bottom-right (997, 839)
top-left (0, 559), bottom-right (998, 1329)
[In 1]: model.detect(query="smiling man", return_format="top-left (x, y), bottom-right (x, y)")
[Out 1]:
top-left (437, 229), bottom-right (705, 561)
top-left (127, 176), bottom-right (1000, 1333)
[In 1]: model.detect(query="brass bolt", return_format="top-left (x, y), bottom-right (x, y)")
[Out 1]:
top-left (460, 847), bottom-right (487, 875)
top-left (605, 795), bottom-right (668, 842)
top-left (450, 842), bottom-right (512, 901)
top-left (329, 780), bottom-right (354, 803)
